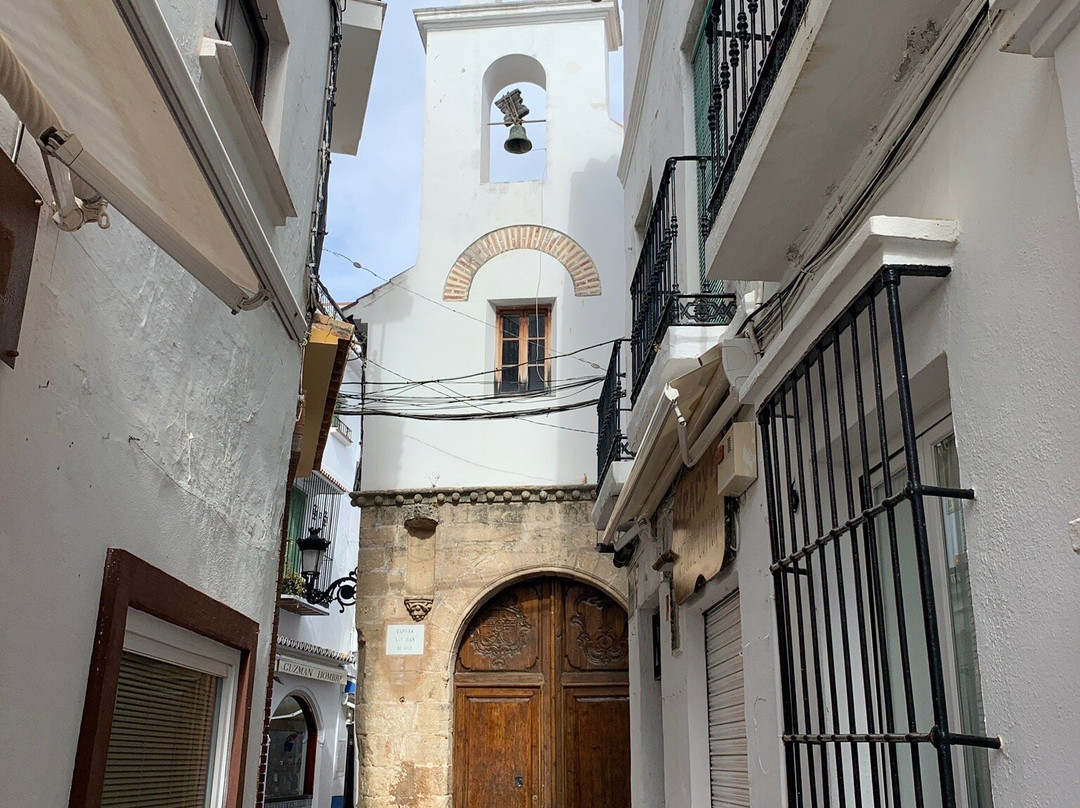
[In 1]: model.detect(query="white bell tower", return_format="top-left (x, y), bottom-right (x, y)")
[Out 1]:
top-left (357, 0), bottom-right (624, 490)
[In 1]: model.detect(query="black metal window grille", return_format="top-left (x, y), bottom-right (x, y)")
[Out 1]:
top-left (699, 0), bottom-right (807, 233)
top-left (597, 339), bottom-right (634, 487)
top-left (285, 473), bottom-right (343, 593)
top-left (758, 265), bottom-right (1000, 808)
top-left (630, 157), bottom-right (738, 404)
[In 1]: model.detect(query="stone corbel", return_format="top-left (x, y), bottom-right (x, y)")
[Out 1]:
top-left (403, 505), bottom-right (437, 622)
top-left (403, 596), bottom-right (434, 622)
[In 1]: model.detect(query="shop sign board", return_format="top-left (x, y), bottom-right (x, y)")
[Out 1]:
top-left (672, 443), bottom-right (726, 604)
top-left (276, 658), bottom-right (347, 684)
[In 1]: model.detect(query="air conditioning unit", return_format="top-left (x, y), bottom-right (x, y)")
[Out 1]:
top-left (716, 421), bottom-right (757, 497)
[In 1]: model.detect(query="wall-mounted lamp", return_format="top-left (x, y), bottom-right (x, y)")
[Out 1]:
top-left (296, 524), bottom-right (357, 612)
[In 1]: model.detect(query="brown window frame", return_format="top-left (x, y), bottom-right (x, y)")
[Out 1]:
top-left (69, 549), bottom-right (260, 808)
top-left (215, 0), bottom-right (270, 112)
top-left (495, 305), bottom-right (552, 397)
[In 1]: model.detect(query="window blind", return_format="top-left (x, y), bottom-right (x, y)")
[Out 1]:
top-left (101, 651), bottom-right (220, 808)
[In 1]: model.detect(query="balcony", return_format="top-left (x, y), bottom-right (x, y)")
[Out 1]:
top-left (596, 340), bottom-right (634, 489)
top-left (630, 157), bottom-right (738, 404)
top-left (695, 0), bottom-right (974, 284)
top-left (697, 0), bottom-right (808, 236)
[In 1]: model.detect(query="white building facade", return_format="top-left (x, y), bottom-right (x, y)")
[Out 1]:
top-left (0, 1), bottom-right (381, 805)
top-left (348, 3), bottom-right (634, 807)
top-left (600, 1), bottom-right (1080, 807)
top-left (269, 358), bottom-right (364, 808)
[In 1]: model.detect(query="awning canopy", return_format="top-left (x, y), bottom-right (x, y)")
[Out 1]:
top-left (601, 344), bottom-right (732, 546)
top-left (296, 315), bottom-right (355, 479)
top-left (0, 0), bottom-right (306, 340)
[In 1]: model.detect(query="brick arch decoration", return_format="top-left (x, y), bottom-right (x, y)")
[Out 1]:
top-left (443, 225), bottom-right (601, 301)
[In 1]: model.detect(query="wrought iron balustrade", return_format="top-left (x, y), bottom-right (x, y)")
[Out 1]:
top-left (597, 340), bottom-right (634, 488)
top-left (699, 0), bottom-right (808, 231)
top-left (630, 158), bottom-right (738, 404)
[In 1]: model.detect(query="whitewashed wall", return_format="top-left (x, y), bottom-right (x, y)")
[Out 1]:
top-left (622, 11), bottom-right (1080, 808)
top-left (354, 2), bottom-right (626, 491)
top-left (0, 1), bottom-right (332, 803)
top-left (274, 358), bottom-right (363, 808)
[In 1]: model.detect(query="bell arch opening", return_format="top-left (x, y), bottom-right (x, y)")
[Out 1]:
top-left (482, 54), bottom-right (547, 183)
top-left (443, 225), bottom-right (602, 301)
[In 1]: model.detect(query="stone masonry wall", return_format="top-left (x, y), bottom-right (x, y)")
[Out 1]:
top-left (350, 485), bottom-right (626, 808)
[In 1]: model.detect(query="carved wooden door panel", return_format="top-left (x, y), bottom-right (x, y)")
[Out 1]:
top-left (454, 578), bottom-right (630, 808)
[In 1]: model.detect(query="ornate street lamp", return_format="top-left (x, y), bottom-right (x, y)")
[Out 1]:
top-left (296, 524), bottom-right (357, 612)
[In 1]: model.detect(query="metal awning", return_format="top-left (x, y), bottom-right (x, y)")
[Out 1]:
top-left (601, 344), bottom-right (734, 546)
top-left (0, 0), bottom-right (306, 340)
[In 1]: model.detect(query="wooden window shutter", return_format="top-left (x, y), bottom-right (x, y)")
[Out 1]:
top-left (100, 651), bottom-right (220, 808)
top-left (0, 150), bottom-right (41, 368)
top-left (704, 591), bottom-right (750, 807)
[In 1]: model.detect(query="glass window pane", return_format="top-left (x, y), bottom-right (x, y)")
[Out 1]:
top-left (502, 314), bottom-right (520, 339)
top-left (502, 338), bottom-right (518, 368)
top-left (528, 364), bottom-right (546, 391)
top-left (528, 337), bottom-right (545, 365)
top-left (267, 696), bottom-right (313, 800)
top-left (500, 366), bottom-right (519, 394)
top-left (934, 434), bottom-right (994, 807)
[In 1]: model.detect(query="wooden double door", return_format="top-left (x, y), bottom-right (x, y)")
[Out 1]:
top-left (453, 577), bottom-right (631, 808)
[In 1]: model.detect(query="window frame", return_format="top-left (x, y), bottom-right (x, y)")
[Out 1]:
top-left (862, 413), bottom-right (993, 808)
top-left (70, 549), bottom-right (259, 808)
top-left (215, 0), bottom-right (269, 112)
top-left (116, 609), bottom-right (243, 806)
top-left (494, 305), bottom-right (552, 397)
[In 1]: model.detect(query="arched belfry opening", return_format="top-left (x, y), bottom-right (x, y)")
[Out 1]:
top-left (453, 575), bottom-right (631, 808)
top-left (482, 54), bottom-right (547, 183)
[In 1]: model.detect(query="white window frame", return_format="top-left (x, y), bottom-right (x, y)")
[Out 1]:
top-left (122, 608), bottom-right (242, 808)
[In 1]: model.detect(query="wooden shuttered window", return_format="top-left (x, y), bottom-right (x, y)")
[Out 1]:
top-left (100, 651), bottom-right (220, 808)
top-left (704, 591), bottom-right (750, 807)
top-left (496, 306), bottom-right (550, 396)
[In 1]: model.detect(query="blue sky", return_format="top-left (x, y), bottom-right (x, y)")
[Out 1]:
top-left (321, 1), bottom-right (623, 304)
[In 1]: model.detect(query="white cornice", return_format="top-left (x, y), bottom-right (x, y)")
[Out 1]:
top-left (617, 0), bottom-right (665, 184)
top-left (414, 0), bottom-right (621, 52)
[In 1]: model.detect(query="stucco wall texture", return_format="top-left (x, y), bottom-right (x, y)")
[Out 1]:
top-left (621, 12), bottom-right (1080, 808)
top-left (0, 0), bottom-right (332, 802)
top-left (352, 494), bottom-right (625, 808)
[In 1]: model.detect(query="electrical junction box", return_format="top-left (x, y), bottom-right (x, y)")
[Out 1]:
top-left (716, 421), bottom-right (758, 497)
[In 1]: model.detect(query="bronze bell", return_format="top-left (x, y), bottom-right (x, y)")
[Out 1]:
top-left (504, 123), bottom-right (533, 155)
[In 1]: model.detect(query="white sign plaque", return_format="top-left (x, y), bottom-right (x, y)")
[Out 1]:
top-left (385, 623), bottom-right (425, 656)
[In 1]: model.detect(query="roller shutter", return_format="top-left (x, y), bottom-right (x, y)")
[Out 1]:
top-left (704, 591), bottom-right (749, 807)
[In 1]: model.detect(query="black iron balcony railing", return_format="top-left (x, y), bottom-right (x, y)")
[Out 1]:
top-left (630, 157), bottom-right (739, 404)
top-left (700, 0), bottom-right (808, 231)
top-left (597, 340), bottom-right (634, 488)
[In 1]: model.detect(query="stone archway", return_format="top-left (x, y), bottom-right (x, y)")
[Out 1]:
top-left (442, 225), bottom-right (602, 301)
top-left (453, 576), bottom-right (631, 808)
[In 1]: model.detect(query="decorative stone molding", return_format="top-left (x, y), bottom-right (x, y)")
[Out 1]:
top-left (276, 635), bottom-right (355, 665)
top-left (404, 596), bottom-right (434, 622)
top-left (352, 484), bottom-right (598, 508)
top-left (442, 225), bottom-right (601, 301)
top-left (402, 503), bottom-right (439, 531)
